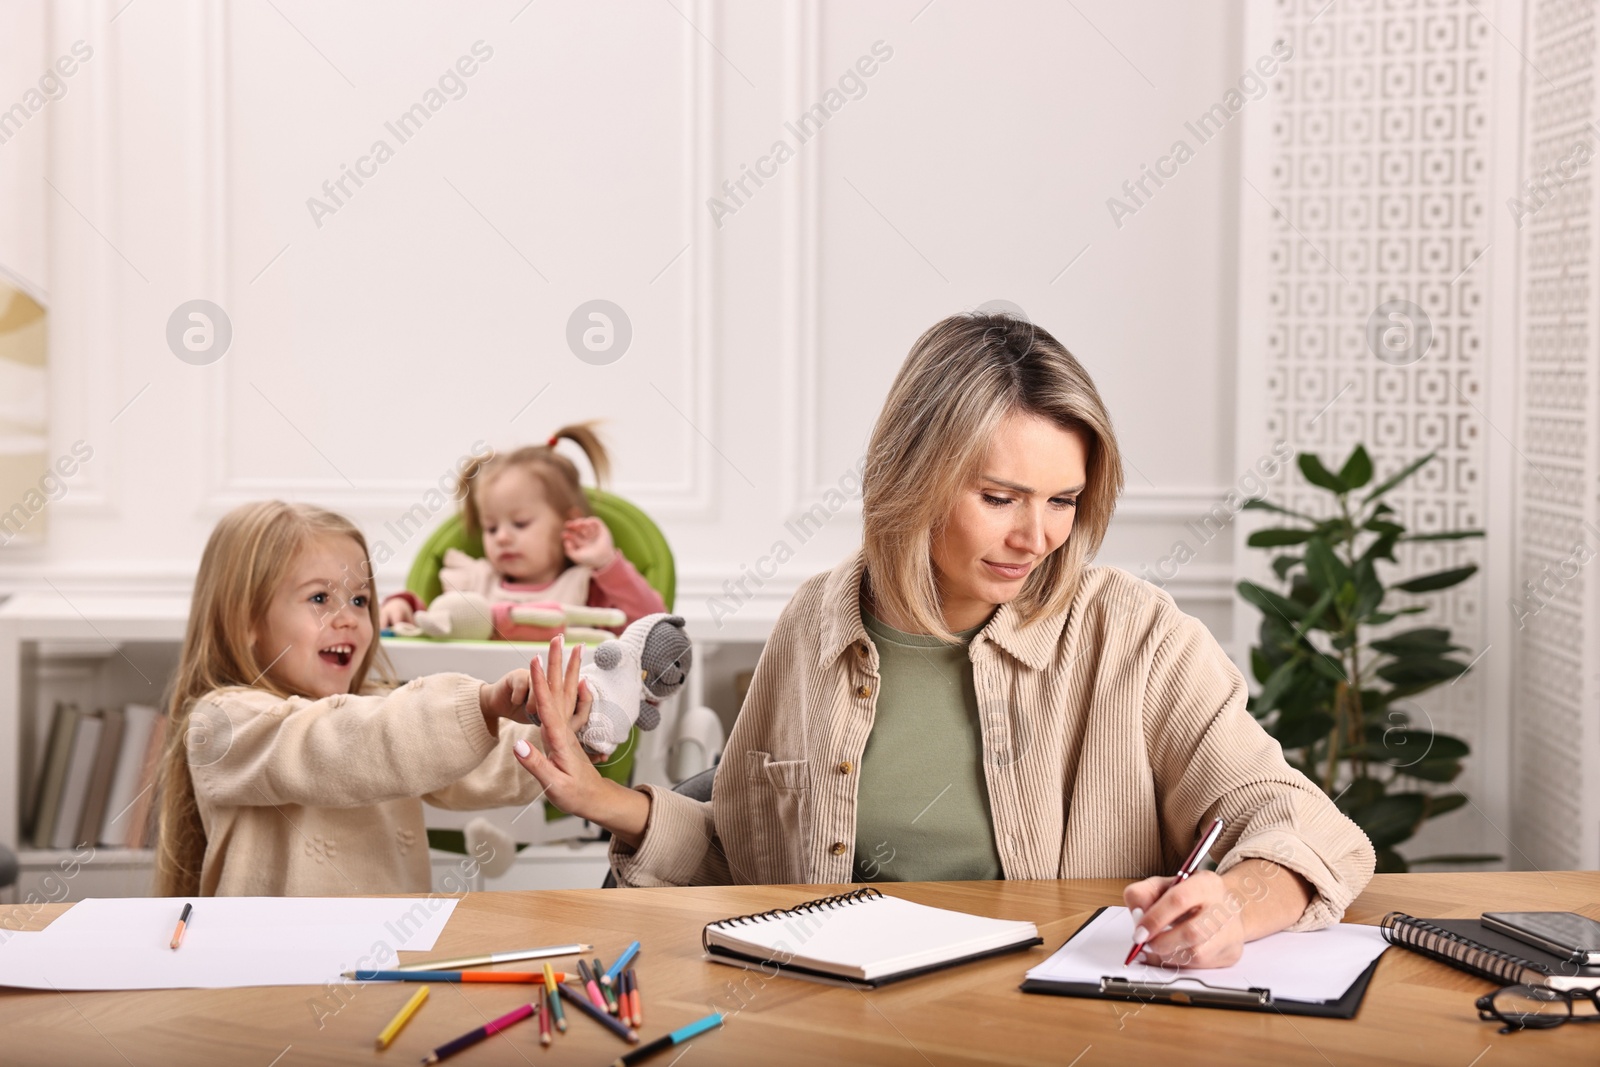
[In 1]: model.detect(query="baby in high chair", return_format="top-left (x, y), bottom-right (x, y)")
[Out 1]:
top-left (380, 422), bottom-right (666, 642)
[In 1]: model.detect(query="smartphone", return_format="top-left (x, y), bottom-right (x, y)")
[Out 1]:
top-left (1481, 912), bottom-right (1600, 966)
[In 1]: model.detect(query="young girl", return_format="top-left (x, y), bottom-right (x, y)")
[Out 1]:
top-left (380, 422), bottom-right (666, 641)
top-left (154, 500), bottom-right (588, 897)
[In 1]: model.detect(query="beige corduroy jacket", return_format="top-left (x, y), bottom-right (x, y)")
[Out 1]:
top-left (611, 551), bottom-right (1375, 931)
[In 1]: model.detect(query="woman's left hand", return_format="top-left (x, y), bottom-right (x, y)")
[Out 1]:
top-left (1122, 870), bottom-right (1246, 969)
top-left (562, 517), bottom-right (616, 570)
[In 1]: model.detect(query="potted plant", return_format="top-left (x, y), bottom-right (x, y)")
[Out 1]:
top-left (1238, 445), bottom-right (1497, 873)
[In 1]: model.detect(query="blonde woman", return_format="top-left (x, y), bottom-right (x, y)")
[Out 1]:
top-left (155, 501), bottom-right (579, 897)
top-left (517, 311), bottom-right (1375, 968)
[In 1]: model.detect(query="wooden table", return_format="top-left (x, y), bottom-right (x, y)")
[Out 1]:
top-left (0, 872), bottom-right (1594, 1066)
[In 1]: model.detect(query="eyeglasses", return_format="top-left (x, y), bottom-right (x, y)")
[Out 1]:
top-left (1476, 984), bottom-right (1600, 1033)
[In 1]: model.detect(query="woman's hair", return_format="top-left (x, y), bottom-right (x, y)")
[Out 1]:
top-left (457, 422), bottom-right (611, 539)
top-left (154, 501), bottom-right (392, 897)
top-left (861, 311), bottom-right (1125, 642)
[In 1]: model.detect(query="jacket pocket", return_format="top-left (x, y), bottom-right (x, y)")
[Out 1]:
top-left (729, 750), bottom-right (811, 884)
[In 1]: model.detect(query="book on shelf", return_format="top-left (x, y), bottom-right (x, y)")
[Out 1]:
top-left (122, 712), bottom-right (169, 849)
top-left (52, 710), bottom-right (103, 850)
top-left (77, 706), bottom-right (126, 847)
top-left (99, 704), bottom-right (162, 848)
top-left (29, 703), bottom-right (82, 849)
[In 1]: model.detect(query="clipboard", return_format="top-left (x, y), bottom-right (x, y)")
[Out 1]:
top-left (1018, 906), bottom-right (1384, 1019)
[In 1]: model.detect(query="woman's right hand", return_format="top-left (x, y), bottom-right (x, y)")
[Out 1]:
top-left (512, 636), bottom-right (650, 844)
top-left (380, 598), bottom-right (414, 629)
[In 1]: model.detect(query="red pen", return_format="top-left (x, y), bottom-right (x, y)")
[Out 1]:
top-left (1125, 816), bottom-right (1226, 966)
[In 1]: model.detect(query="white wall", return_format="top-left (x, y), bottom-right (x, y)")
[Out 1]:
top-left (2, 0), bottom-right (1246, 645)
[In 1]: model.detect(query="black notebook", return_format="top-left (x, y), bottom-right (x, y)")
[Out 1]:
top-left (701, 887), bottom-right (1042, 988)
top-left (1380, 913), bottom-right (1600, 991)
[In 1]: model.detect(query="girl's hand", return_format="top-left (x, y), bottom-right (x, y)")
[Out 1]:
top-left (478, 668), bottom-right (532, 728)
top-left (511, 636), bottom-right (649, 841)
top-left (562, 516), bottom-right (616, 570)
top-left (380, 598), bottom-right (414, 629)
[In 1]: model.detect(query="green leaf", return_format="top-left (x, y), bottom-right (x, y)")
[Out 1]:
top-left (1237, 580), bottom-right (1307, 623)
top-left (1273, 708), bottom-right (1335, 750)
top-left (1334, 777), bottom-right (1385, 815)
top-left (1304, 537), bottom-right (1352, 594)
top-left (1363, 728), bottom-right (1472, 764)
top-left (1394, 564), bottom-right (1478, 594)
top-left (1242, 498), bottom-right (1319, 522)
top-left (1298, 452), bottom-right (1349, 493)
top-left (1307, 652), bottom-right (1349, 683)
top-left (1400, 529), bottom-right (1486, 542)
top-left (1365, 606), bottom-right (1428, 625)
top-left (1253, 657), bottom-right (1300, 716)
top-left (1338, 445), bottom-right (1373, 490)
top-left (1406, 853), bottom-right (1500, 866)
top-left (1368, 628), bottom-right (1460, 657)
top-left (1422, 793), bottom-right (1468, 818)
top-left (1399, 758), bottom-right (1463, 783)
top-left (1248, 528), bottom-right (1316, 547)
top-left (1363, 451), bottom-right (1436, 505)
top-left (1351, 793), bottom-right (1428, 849)
top-left (1291, 588), bottom-right (1336, 643)
top-left (1271, 554), bottom-right (1301, 580)
top-left (1250, 647), bottom-right (1274, 685)
top-left (1375, 848), bottom-right (1410, 874)
top-left (1353, 557), bottom-right (1385, 618)
top-left (1376, 656), bottom-right (1470, 686)
top-left (1363, 519), bottom-right (1405, 538)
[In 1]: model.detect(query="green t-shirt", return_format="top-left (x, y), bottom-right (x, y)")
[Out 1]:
top-left (852, 609), bottom-right (1004, 883)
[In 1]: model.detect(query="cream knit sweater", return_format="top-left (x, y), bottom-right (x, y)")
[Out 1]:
top-left (188, 673), bottom-right (544, 896)
top-left (611, 551), bottom-right (1376, 931)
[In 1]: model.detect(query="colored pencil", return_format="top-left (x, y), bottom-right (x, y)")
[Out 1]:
top-left (603, 940), bottom-right (640, 984)
top-left (169, 902), bottom-right (193, 950)
top-left (578, 959), bottom-right (607, 1010)
top-left (595, 957), bottom-right (622, 1014)
top-left (375, 985), bottom-right (429, 1050)
top-left (626, 968), bottom-right (642, 1028)
top-left (538, 995), bottom-right (552, 1047)
top-left (544, 963), bottom-right (567, 1033)
top-left (347, 969), bottom-right (570, 983)
top-left (610, 1012), bottom-right (723, 1066)
top-left (558, 982), bottom-right (638, 1044)
top-left (392, 944), bottom-right (591, 972)
top-left (420, 1002), bottom-right (536, 1065)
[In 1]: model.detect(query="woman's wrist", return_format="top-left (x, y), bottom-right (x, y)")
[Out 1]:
top-left (1222, 858), bottom-right (1313, 940)
top-left (591, 778), bottom-right (650, 847)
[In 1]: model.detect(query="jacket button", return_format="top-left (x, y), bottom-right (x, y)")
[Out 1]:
top-left (856, 684), bottom-right (872, 699)
top-left (857, 643), bottom-right (869, 657)
top-left (830, 842), bottom-right (847, 855)
top-left (837, 761), bottom-right (853, 774)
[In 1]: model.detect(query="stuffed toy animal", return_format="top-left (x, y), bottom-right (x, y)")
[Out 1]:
top-left (577, 613), bottom-right (693, 757)
top-left (390, 593), bottom-right (625, 643)
top-left (392, 590), bottom-right (496, 641)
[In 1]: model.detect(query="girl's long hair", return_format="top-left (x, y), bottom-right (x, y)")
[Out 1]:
top-left (153, 501), bottom-right (391, 896)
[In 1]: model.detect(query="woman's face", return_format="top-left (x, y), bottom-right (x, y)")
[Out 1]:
top-left (930, 411), bottom-right (1088, 631)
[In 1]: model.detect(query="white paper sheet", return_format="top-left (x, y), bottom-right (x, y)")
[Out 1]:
top-left (1025, 906), bottom-right (1389, 1004)
top-left (0, 896), bottom-right (458, 991)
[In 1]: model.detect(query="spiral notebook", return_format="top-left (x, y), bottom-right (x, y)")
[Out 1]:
top-left (1380, 913), bottom-right (1600, 992)
top-left (701, 887), bottom-right (1042, 987)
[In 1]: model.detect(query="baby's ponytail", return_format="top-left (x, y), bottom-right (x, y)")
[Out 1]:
top-left (458, 421), bottom-right (610, 538)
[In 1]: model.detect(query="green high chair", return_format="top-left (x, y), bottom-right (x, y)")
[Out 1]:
top-left (403, 487), bottom-right (675, 849)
